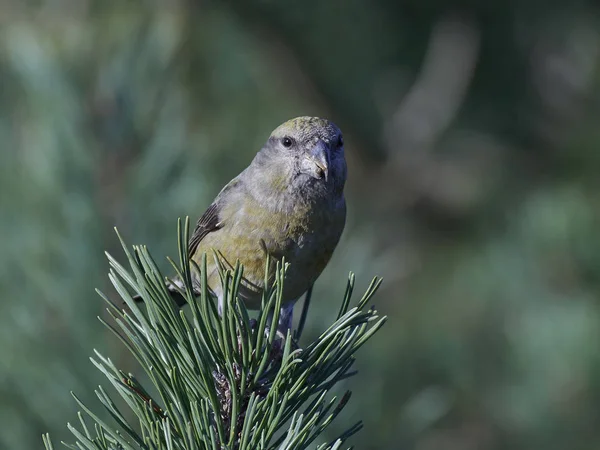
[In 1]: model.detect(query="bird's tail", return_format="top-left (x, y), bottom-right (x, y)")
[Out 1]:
top-left (131, 280), bottom-right (188, 308)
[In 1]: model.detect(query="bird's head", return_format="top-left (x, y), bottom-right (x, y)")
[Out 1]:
top-left (253, 117), bottom-right (347, 197)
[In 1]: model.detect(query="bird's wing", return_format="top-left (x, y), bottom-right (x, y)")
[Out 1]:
top-left (188, 202), bottom-right (223, 256)
top-left (188, 177), bottom-right (242, 256)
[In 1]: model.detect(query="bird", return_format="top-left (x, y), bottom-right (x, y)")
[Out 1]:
top-left (143, 117), bottom-right (347, 336)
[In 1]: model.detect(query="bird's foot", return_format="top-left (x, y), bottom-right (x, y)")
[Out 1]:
top-left (263, 302), bottom-right (300, 350)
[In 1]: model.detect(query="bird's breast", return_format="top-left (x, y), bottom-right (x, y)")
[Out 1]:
top-left (197, 193), bottom-right (345, 308)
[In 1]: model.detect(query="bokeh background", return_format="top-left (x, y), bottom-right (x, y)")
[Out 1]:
top-left (2, 1), bottom-right (600, 449)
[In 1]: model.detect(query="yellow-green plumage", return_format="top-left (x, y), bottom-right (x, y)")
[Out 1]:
top-left (191, 180), bottom-right (345, 309)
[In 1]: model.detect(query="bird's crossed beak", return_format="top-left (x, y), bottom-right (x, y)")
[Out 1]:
top-left (304, 139), bottom-right (330, 182)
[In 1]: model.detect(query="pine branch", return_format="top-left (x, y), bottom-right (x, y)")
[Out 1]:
top-left (43, 218), bottom-right (386, 450)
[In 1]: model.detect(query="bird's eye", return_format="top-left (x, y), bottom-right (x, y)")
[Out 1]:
top-left (337, 135), bottom-right (344, 147)
top-left (282, 137), bottom-right (293, 148)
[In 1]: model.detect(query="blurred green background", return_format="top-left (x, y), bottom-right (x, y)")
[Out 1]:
top-left (2, 1), bottom-right (600, 449)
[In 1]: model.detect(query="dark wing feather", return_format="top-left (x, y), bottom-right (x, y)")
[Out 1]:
top-left (188, 202), bottom-right (223, 256)
top-left (133, 179), bottom-right (237, 307)
top-left (188, 177), bottom-right (243, 254)
top-left (152, 203), bottom-right (223, 307)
